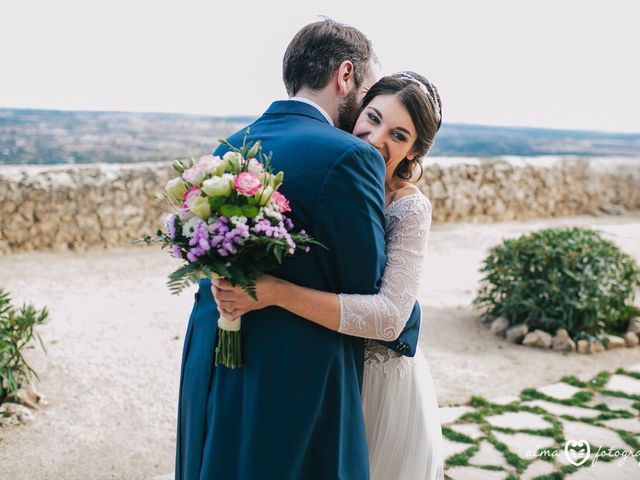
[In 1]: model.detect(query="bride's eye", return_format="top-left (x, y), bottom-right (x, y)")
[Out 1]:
top-left (367, 112), bottom-right (380, 124)
top-left (392, 131), bottom-right (407, 142)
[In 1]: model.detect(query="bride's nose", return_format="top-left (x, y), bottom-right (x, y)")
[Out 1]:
top-left (366, 128), bottom-right (385, 150)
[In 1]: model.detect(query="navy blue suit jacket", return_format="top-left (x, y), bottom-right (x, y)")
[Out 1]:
top-left (176, 100), bottom-right (421, 480)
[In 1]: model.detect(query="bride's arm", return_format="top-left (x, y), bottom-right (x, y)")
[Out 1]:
top-left (213, 274), bottom-right (342, 331)
top-left (213, 195), bottom-right (431, 341)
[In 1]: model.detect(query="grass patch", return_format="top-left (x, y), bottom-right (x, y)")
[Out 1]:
top-left (520, 387), bottom-right (593, 406)
top-left (486, 435), bottom-right (530, 473)
top-left (561, 375), bottom-right (587, 388)
top-left (441, 425), bottom-right (478, 444)
top-left (615, 368), bottom-right (640, 381)
top-left (445, 445), bottom-right (479, 467)
top-left (600, 389), bottom-right (640, 402)
top-left (588, 371), bottom-right (611, 389)
top-left (617, 430), bottom-right (640, 451)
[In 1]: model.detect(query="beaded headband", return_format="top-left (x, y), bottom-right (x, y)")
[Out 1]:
top-left (395, 72), bottom-right (442, 126)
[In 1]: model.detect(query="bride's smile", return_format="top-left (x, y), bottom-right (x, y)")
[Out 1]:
top-left (353, 94), bottom-right (418, 181)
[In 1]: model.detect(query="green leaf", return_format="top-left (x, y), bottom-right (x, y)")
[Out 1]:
top-left (241, 205), bottom-right (259, 218)
top-left (220, 204), bottom-right (244, 218)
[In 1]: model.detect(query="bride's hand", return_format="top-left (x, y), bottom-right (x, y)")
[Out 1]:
top-left (212, 275), bottom-right (276, 318)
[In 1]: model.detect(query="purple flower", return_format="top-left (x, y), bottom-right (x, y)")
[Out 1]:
top-left (199, 238), bottom-right (210, 251)
top-left (166, 214), bottom-right (178, 239)
top-left (171, 244), bottom-right (182, 258)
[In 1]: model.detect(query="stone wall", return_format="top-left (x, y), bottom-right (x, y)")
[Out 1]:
top-left (1, 157), bottom-right (639, 253)
top-left (419, 156), bottom-right (640, 223)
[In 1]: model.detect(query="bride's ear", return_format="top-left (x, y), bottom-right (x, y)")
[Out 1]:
top-left (336, 60), bottom-right (355, 96)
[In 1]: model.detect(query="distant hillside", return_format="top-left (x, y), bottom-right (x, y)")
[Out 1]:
top-left (1, 108), bottom-right (638, 165)
top-left (434, 124), bottom-right (640, 157)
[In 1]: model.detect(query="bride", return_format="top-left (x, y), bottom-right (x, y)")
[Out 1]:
top-left (213, 71), bottom-right (445, 480)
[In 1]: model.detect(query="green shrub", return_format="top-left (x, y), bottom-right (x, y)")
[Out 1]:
top-left (0, 288), bottom-right (48, 404)
top-left (474, 227), bottom-right (640, 339)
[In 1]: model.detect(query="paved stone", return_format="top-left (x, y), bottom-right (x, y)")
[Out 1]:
top-left (486, 411), bottom-right (553, 430)
top-left (626, 363), bottom-right (640, 373)
top-left (490, 395), bottom-right (520, 406)
top-left (449, 423), bottom-right (484, 440)
top-left (492, 431), bottom-right (556, 459)
top-left (522, 399), bottom-right (602, 419)
top-left (520, 460), bottom-right (557, 480)
top-left (564, 454), bottom-right (640, 479)
top-left (538, 382), bottom-right (583, 400)
top-left (600, 417), bottom-right (640, 434)
top-left (441, 437), bottom-right (475, 461)
top-left (586, 393), bottom-right (639, 413)
top-left (446, 466), bottom-right (508, 480)
top-left (605, 374), bottom-right (640, 396)
top-left (555, 451), bottom-right (596, 467)
top-left (559, 419), bottom-right (633, 451)
top-left (468, 440), bottom-right (507, 467)
top-left (440, 405), bottom-right (475, 425)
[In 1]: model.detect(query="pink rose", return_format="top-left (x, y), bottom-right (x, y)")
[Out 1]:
top-left (271, 191), bottom-right (291, 212)
top-left (182, 185), bottom-right (201, 207)
top-left (197, 154), bottom-right (224, 175)
top-left (182, 164), bottom-right (206, 185)
top-left (234, 172), bottom-right (263, 196)
top-left (247, 158), bottom-right (264, 174)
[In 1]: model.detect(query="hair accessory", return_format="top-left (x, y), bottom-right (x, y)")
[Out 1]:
top-left (395, 72), bottom-right (442, 126)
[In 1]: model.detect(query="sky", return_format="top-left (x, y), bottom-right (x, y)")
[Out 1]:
top-left (1, 0), bottom-right (639, 133)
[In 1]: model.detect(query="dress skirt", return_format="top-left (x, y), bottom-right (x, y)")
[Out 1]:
top-left (361, 346), bottom-right (444, 480)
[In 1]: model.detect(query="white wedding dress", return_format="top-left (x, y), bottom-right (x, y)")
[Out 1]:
top-left (338, 194), bottom-right (444, 480)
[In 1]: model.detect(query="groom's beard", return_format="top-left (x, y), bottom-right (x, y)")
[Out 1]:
top-left (337, 90), bottom-right (360, 133)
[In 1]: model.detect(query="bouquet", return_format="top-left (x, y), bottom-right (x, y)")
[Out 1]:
top-left (140, 130), bottom-right (321, 368)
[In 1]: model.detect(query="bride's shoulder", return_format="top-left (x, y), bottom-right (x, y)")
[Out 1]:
top-left (387, 185), bottom-right (432, 221)
top-left (393, 184), bottom-right (423, 200)
top-left (391, 185), bottom-right (431, 208)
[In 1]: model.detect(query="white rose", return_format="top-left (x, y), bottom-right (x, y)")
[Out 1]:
top-left (223, 151), bottom-right (244, 171)
top-left (189, 196), bottom-right (211, 220)
top-left (201, 176), bottom-right (233, 197)
top-left (165, 177), bottom-right (187, 202)
top-left (182, 165), bottom-right (206, 186)
top-left (198, 154), bottom-right (226, 175)
top-left (254, 185), bottom-right (274, 206)
top-left (247, 158), bottom-right (264, 175)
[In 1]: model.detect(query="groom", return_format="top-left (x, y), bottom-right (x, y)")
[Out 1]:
top-left (176, 19), bottom-right (421, 479)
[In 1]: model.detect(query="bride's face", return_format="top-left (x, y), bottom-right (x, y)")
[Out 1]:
top-left (352, 94), bottom-right (417, 182)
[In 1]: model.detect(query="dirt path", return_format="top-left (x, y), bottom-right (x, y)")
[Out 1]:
top-left (1, 212), bottom-right (639, 479)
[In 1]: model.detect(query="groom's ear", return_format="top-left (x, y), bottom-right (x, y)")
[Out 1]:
top-left (336, 60), bottom-right (355, 96)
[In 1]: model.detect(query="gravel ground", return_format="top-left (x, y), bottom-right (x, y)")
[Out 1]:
top-left (1, 211), bottom-right (639, 479)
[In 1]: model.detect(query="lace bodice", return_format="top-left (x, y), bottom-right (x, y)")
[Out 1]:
top-left (338, 193), bottom-right (432, 353)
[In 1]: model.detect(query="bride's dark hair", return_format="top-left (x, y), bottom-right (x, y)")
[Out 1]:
top-left (359, 71), bottom-right (442, 181)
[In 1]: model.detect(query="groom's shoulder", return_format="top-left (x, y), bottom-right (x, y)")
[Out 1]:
top-left (220, 117), bottom-right (381, 167)
top-left (297, 123), bottom-right (382, 168)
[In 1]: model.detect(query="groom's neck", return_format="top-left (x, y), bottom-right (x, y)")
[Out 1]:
top-left (291, 87), bottom-right (339, 125)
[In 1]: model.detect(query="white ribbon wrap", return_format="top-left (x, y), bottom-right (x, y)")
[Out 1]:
top-left (217, 312), bottom-right (242, 332)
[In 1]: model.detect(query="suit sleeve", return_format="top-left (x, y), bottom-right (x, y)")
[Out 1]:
top-left (312, 144), bottom-right (387, 295)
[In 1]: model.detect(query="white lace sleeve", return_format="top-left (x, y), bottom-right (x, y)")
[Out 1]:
top-left (337, 194), bottom-right (432, 340)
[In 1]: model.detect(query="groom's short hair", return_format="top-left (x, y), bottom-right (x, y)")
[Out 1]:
top-left (283, 18), bottom-right (375, 97)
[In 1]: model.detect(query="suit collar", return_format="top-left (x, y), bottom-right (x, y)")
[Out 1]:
top-left (264, 100), bottom-right (332, 125)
